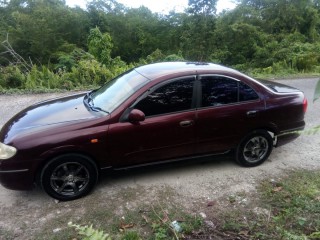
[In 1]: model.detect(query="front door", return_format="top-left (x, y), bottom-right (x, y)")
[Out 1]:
top-left (107, 76), bottom-right (197, 167)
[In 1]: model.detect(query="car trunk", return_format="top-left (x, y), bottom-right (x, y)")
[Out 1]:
top-left (258, 79), bottom-right (301, 93)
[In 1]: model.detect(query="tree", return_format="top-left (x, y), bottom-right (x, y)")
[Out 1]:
top-left (176, 0), bottom-right (219, 61)
top-left (1, 0), bottom-right (89, 65)
top-left (188, 0), bottom-right (217, 16)
top-left (87, 27), bottom-right (113, 65)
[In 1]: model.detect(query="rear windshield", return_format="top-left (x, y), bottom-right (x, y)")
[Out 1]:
top-left (258, 80), bottom-right (300, 93)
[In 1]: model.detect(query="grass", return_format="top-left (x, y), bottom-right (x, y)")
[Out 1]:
top-left (0, 227), bottom-right (15, 240)
top-left (34, 186), bottom-right (203, 240)
top-left (259, 171), bottom-right (320, 238)
top-left (47, 202), bottom-right (203, 240)
top-left (30, 170), bottom-right (320, 239)
top-left (252, 72), bottom-right (320, 80)
top-left (213, 170), bottom-right (320, 240)
top-left (0, 85), bottom-right (95, 95)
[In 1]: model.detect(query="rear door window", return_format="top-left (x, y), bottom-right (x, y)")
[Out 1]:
top-left (239, 81), bottom-right (259, 101)
top-left (200, 76), bottom-right (238, 107)
top-left (200, 76), bottom-right (259, 108)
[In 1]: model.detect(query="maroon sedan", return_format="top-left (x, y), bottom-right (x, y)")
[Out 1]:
top-left (0, 62), bottom-right (307, 200)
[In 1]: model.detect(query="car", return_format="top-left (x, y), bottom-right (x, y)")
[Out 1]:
top-left (0, 62), bottom-right (307, 201)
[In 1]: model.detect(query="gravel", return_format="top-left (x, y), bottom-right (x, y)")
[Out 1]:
top-left (0, 78), bottom-right (319, 238)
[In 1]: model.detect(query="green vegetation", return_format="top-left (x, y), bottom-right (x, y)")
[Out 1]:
top-left (33, 186), bottom-right (202, 239)
top-left (314, 79), bottom-right (320, 102)
top-left (0, 227), bottom-right (14, 240)
top-left (65, 202), bottom-right (203, 240)
top-left (31, 170), bottom-right (320, 239)
top-left (1, 0), bottom-right (320, 91)
top-left (38, 200), bottom-right (203, 239)
top-left (217, 170), bottom-right (320, 240)
top-left (68, 222), bottom-right (112, 240)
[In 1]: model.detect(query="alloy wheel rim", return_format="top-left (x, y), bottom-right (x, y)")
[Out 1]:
top-left (243, 136), bottom-right (269, 163)
top-left (50, 162), bottom-right (90, 196)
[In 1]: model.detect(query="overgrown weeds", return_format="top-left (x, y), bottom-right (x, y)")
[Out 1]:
top-left (48, 202), bottom-right (203, 240)
top-left (213, 170), bottom-right (320, 240)
top-left (33, 170), bottom-right (320, 239)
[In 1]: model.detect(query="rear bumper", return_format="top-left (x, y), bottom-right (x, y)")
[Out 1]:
top-left (276, 132), bottom-right (301, 147)
top-left (275, 125), bottom-right (305, 147)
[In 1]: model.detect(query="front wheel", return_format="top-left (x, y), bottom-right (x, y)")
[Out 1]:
top-left (236, 130), bottom-right (273, 167)
top-left (40, 154), bottom-right (98, 201)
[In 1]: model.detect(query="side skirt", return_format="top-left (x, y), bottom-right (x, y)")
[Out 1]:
top-left (112, 150), bottom-right (231, 171)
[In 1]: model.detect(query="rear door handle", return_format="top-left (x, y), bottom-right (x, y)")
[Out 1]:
top-left (247, 110), bottom-right (258, 117)
top-left (179, 120), bottom-right (194, 127)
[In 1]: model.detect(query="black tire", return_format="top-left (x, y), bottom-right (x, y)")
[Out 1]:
top-left (236, 130), bottom-right (273, 167)
top-left (40, 154), bottom-right (98, 201)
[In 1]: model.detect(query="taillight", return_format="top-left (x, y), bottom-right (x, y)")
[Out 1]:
top-left (303, 97), bottom-right (308, 113)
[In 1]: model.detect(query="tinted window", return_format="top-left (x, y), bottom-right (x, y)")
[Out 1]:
top-left (134, 77), bottom-right (195, 116)
top-left (201, 76), bottom-right (238, 107)
top-left (239, 82), bottom-right (259, 101)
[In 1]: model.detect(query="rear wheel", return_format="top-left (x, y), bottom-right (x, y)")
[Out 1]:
top-left (236, 130), bottom-right (273, 167)
top-left (41, 154), bottom-right (98, 201)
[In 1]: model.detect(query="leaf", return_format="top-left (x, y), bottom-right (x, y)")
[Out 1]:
top-left (239, 230), bottom-right (249, 236)
top-left (273, 186), bottom-right (283, 192)
top-left (298, 217), bottom-right (307, 226)
top-left (314, 79), bottom-right (320, 103)
top-left (141, 214), bottom-right (150, 223)
top-left (310, 231), bottom-right (320, 239)
top-left (120, 222), bottom-right (134, 230)
top-left (161, 213), bottom-right (169, 223)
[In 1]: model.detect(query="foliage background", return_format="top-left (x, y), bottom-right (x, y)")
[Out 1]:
top-left (1, 0), bottom-right (320, 90)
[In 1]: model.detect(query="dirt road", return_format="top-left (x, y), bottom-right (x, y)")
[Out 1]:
top-left (0, 78), bottom-right (319, 239)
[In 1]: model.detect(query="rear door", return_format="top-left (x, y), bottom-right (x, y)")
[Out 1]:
top-left (195, 75), bottom-right (265, 154)
top-left (107, 76), bottom-right (197, 167)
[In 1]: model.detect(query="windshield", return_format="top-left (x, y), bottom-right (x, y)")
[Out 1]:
top-left (90, 69), bottom-right (149, 113)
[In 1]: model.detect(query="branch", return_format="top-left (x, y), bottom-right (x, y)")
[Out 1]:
top-left (1, 33), bottom-right (33, 72)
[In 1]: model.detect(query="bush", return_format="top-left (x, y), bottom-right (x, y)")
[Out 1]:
top-left (25, 65), bottom-right (62, 90)
top-left (68, 60), bottom-right (111, 86)
top-left (0, 66), bottom-right (25, 88)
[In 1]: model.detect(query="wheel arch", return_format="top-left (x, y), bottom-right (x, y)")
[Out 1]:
top-left (34, 150), bottom-right (100, 187)
top-left (244, 125), bottom-right (278, 145)
top-left (236, 128), bottom-right (274, 167)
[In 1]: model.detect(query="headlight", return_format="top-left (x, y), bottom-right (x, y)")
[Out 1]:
top-left (0, 142), bottom-right (17, 160)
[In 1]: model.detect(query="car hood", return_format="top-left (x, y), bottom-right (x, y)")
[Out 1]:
top-left (0, 93), bottom-right (101, 143)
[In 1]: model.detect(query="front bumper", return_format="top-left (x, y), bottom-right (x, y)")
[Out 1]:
top-left (0, 156), bottom-right (36, 190)
top-left (0, 168), bottom-right (34, 190)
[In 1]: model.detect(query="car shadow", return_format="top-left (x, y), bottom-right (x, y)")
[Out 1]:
top-left (97, 153), bottom-right (236, 188)
top-left (1, 153), bottom-right (236, 204)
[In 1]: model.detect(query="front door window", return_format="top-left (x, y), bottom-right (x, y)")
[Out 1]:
top-left (134, 77), bottom-right (195, 117)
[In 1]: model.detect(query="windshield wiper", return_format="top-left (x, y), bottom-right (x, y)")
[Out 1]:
top-left (90, 106), bottom-right (109, 114)
top-left (84, 91), bottom-right (109, 114)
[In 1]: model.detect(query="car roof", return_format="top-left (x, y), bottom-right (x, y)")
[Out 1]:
top-left (134, 62), bottom-right (240, 80)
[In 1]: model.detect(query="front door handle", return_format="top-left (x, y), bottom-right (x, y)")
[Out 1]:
top-left (247, 110), bottom-right (258, 117)
top-left (179, 120), bottom-right (194, 127)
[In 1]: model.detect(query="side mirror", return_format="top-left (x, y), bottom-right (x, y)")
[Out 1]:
top-left (128, 109), bottom-right (145, 123)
